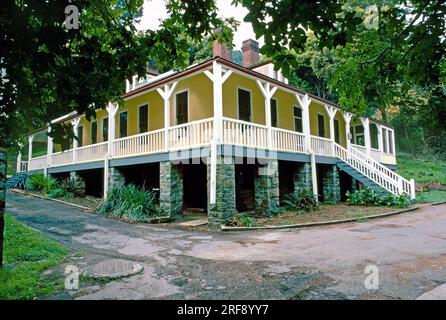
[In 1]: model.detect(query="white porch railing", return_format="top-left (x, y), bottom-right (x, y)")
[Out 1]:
top-left (351, 144), bottom-right (383, 163)
top-left (52, 150), bottom-right (73, 167)
top-left (311, 136), bottom-right (333, 156)
top-left (271, 127), bottom-right (306, 153)
top-left (168, 118), bottom-right (214, 150)
top-left (114, 129), bottom-right (165, 158)
top-left (76, 142), bottom-right (108, 163)
top-left (222, 117), bottom-right (268, 148)
top-left (24, 116), bottom-right (414, 199)
top-left (28, 155), bottom-right (47, 171)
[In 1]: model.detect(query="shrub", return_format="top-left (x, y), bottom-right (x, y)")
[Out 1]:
top-left (226, 215), bottom-right (256, 228)
top-left (282, 189), bottom-right (318, 212)
top-left (58, 178), bottom-right (84, 198)
top-left (96, 184), bottom-right (159, 223)
top-left (26, 174), bottom-right (62, 198)
top-left (346, 187), bottom-right (412, 208)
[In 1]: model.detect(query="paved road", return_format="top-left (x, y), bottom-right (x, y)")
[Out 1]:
top-left (6, 192), bottom-right (446, 300)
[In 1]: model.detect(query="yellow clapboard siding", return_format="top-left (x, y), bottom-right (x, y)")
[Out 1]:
top-left (169, 73), bottom-right (213, 126)
top-left (222, 73), bottom-right (265, 125)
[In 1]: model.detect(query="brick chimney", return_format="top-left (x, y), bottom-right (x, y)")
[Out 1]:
top-left (212, 28), bottom-right (232, 61)
top-left (242, 39), bottom-right (259, 68)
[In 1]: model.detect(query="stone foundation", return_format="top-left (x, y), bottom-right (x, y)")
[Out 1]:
top-left (159, 161), bottom-right (183, 219)
top-left (207, 156), bottom-right (236, 228)
top-left (294, 162), bottom-right (313, 192)
top-left (322, 165), bottom-right (341, 203)
top-left (70, 171), bottom-right (86, 194)
top-left (107, 167), bottom-right (125, 192)
top-left (254, 159), bottom-right (280, 215)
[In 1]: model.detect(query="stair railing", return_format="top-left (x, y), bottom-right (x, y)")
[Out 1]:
top-left (334, 143), bottom-right (415, 199)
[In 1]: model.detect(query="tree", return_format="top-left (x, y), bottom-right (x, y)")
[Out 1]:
top-left (0, 151), bottom-right (5, 267)
top-left (234, 0), bottom-right (445, 115)
top-left (0, 0), bottom-right (237, 149)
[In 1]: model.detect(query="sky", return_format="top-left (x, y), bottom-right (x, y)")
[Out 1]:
top-left (136, 0), bottom-right (264, 50)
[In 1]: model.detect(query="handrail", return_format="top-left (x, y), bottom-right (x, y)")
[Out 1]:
top-left (334, 143), bottom-right (414, 198)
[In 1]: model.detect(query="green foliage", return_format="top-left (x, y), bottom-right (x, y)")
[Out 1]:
top-left (58, 178), bottom-right (85, 198)
top-left (1, 0), bottom-right (238, 149)
top-left (346, 187), bottom-right (412, 208)
top-left (26, 174), bottom-right (81, 199)
top-left (397, 153), bottom-right (446, 185)
top-left (226, 215), bottom-right (256, 228)
top-left (282, 189), bottom-right (318, 212)
top-left (416, 190), bottom-right (446, 204)
top-left (96, 184), bottom-right (159, 223)
top-left (0, 214), bottom-right (68, 299)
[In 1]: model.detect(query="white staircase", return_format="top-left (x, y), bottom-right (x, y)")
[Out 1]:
top-left (333, 143), bottom-right (415, 199)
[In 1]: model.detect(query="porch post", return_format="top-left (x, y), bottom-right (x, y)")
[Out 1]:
top-left (16, 144), bottom-right (22, 173)
top-left (106, 102), bottom-right (118, 158)
top-left (361, 117), bottom-right (371, 157)
top-left (342, 112), bottom-right (353, 150)
top-left (46, 125), bottom-right (53, 168)
top-left (104, 102), bottom-right (119, 198)
top-left (28, 135), bottom-right (34, 164)
top-left (324, 104), bottom-right (337, 156)
top-left (71, 117), bottom-right (81, 164)
top-left (310, 153), bottom-right (318, 203)
top-left (256, 80), bottom-right (278, 149)
top-left (376, 123), bottom-right (384, 162)
top-left (204, 61), bottom-right (233, 204)
top-left (156, 81), bottom-right (178, 152)
top-left (296, 94), bottom-right (311, 153)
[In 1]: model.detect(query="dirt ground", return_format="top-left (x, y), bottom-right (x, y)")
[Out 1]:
top-left (255, 204), bottom-right (399, 226)
top-left (6, 191), bottom-right (446, 300)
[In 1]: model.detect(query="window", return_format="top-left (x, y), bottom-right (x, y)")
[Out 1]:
top-left (238, 88), bottom-right (251, 122)
top-left (91, 121), bottom-right (97, 144)
top-left (293, 107), bottom-right (303, 133)
top-left (334, 119), bottom-right (340, 144)
top-left (76, 126), bottom-right (83, 147)
top-left (388, 130), bottom-right (394, 154)
top-left (383, 128), bottom-right (388, 153)
top-left (119, 111), bottom-right (128, 138)
top-left (270, 99), bottom-right (278, 127)
top-left (317, 114), bottom-right (325, 137)
top-left (102, 117), bottom-right (108, 142)
top-left (176, 91), bottom-right (188, 125)
top-left (354, 125), bottom-right (365, 146)
top-left (139, 104), bottom-right (148, 133)
top-left (370, 124), bottom-right (379, 149)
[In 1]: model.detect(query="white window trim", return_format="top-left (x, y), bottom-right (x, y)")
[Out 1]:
top-left (118, 110), bottom-right (128, 138)
top-left (102, 117), bottom-right (108, 142)
top-left (236, 86), bottom-right (252, 122)
top-left (173, 89), bottom-right (190, 125)
top-left (354, 124), bottom-right (365, 145)
top-left (90, 120), bottom-right (98, 144)
top-left (137, 103), bottom-right (149, 133)
top-left (293, 105), bottom-right (303, 133)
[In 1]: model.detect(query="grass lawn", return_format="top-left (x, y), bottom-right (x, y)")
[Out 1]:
top-left (397, 153), bottom-right (446, 186)
top-left (416, 190), bottom-right (446, 204)
top-left (0, 214), bottom-right (68, 300)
